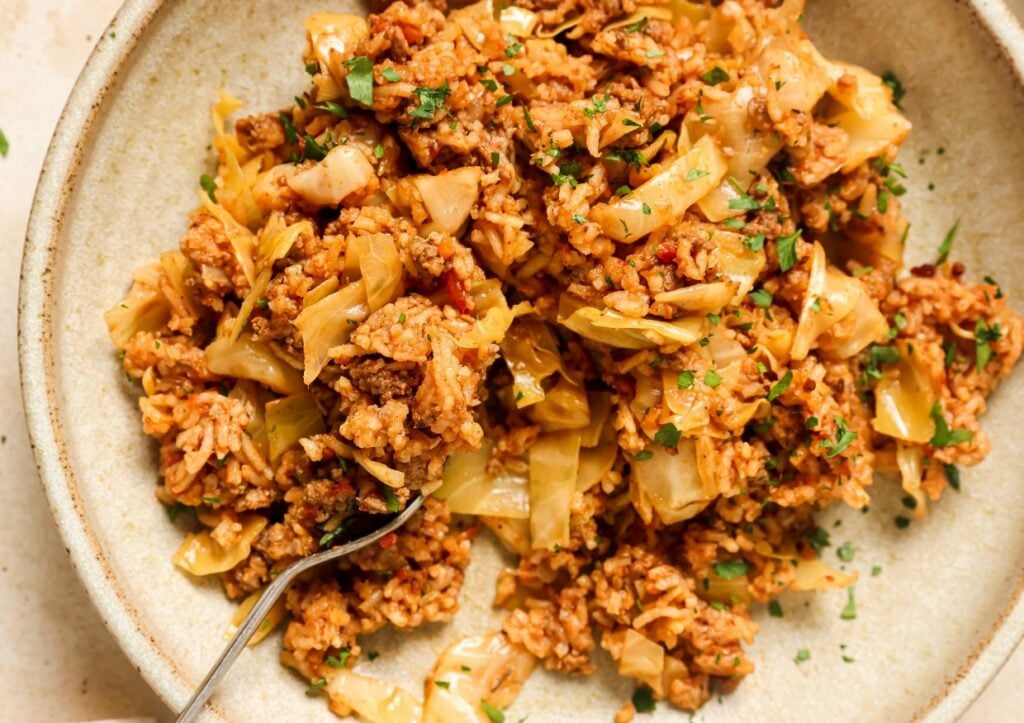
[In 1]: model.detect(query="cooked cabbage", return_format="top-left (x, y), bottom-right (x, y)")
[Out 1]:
top-left (293, 281), bottom-right (370, 384)
top-left (789, 557), bottom-right (857, 591)
top-left (654, 281), bottom-right (736, 311)
top-left (304, 13), bottom-right (371, 84)
top-left (825, 62), bottom-right (911, 172)
top-left (499, 5), bottom-right (539, 36)
top-left (450, 0), bottom-right (494, 51)
top-left (423, 632), bottom-right (536, 723)
top-left (896, 441), bottom-right (927, 516)
top-left (358, 234), bottom-right (404, 312)
top-left (580, 391), bottom-right (612, 447)
top-left (205, 336), bottom-right (305, 395)
top-left (265, 392), bottom-right (326, 461)
top-left (871, 339), bottom-right (937, 444)
top-left (413, 167), bottom-right (482, 235)
top-left (527, 377), bottom-right (590, 432)
top-left (200, 194), bottom-right (257, 286)
top-left (454, 279), bottom-right (514, 349)
top-left (661, 369), bottom-right (710, 436)
top-left (353, 451), bottom-right (405, 488)
top-left (325, 669), bottom-right (422, 723)
top-left (632, 439), bottom-right (713, 524)
top-left (228, 381), bottom-right (272, 456)
top-left (172, 514), bottom-right (268, 575)
top-left (820, 285), bottom-right (889, 359)
top-left (590, 135), bottom-right (727, 242)
top-left (159, 251), bottom-right (199, 321)
top-left (790, 242), bottom-right (859, 361)
top-left (500, 318), bottom-right (566, 407)
top-left (603, 6), bottom-right (673, 33)
top-left (577, 438), bottom-right (617, 492)
top-left (225, 590), bottom-right (286, 646)
top-left (105, 263), bottom-right (171, 349)
top-left (528, 430), bottom-right (581, 550)
top-left (616, 629), bottom-right (665, 694)
top-left (717, 230), bottom-right (768, 301)
top-left (558, 296), bottom-right (704, 350)
top-left (435, 439), bottom-right (529, 519)
top-left (287, 145), bottom-right (376, 207)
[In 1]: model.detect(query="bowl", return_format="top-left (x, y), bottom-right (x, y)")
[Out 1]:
top-left (19, 0), bottom-right (1024, 720)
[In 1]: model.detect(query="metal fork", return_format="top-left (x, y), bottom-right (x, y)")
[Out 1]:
top-left (175, 495), bottom-right (425, 722)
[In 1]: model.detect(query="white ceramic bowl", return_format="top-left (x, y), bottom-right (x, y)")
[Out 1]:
top-left (19, 1), bottom-right (1024, 720)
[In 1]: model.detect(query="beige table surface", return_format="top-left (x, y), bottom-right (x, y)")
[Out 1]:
top-left (2, 2), bottom-right (1023, 721)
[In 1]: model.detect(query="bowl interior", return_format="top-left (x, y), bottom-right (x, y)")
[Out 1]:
top-left (30, 0), bottom-right (1024, 720)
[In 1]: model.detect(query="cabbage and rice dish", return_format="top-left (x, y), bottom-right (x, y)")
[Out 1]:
top-left (105, 0), bottom-right (1023, 719)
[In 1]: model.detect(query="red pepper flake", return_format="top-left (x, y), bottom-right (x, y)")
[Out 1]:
top-left (656, 242), bottom-right (677, 264)
top-left (444, 269), bottom-right (472, 314)
top-left (379, 532), bottom-right (398, 549)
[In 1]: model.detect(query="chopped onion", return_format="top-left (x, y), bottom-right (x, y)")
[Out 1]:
top-left (558, 295), bottom-right (704, 350)
top-left (225, 590), bottom-right (286, 646)
top-left (872, 339), bottom-right (937, 444)
top-left (590, 135), bottom-right (727, 242)
top-left (287, 145), bottom-right (376, 207)
top-left (527, 377), bottom-right (590, 432)
top-left (353, 451), bottom-right (405, 488)
top-left (435, 439), bottom-right (529, 519)
top-left (632, 439), bottom-right (713, 524)
top-left (528, 430), bottom-right (581, 550)
top-left (791, 242), bottom-right (859, 361)
top-left (413, 167), bottom-right (482, 235)
top-left (205, 336), bottom-right (305, 395)
top-left (325, 669), bottom-right (422, 723)
top-left (265, 392), bottom-right (326, 461)
top-left (423, 632), bottom-right (536, 723)
top-left (293, 281), bottom-right (369, 384)
top-left (172, 514), bottom-right (268, 576)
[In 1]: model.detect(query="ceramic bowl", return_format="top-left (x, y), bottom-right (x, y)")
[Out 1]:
top-left (19, 0), bottom-right (1024, 720)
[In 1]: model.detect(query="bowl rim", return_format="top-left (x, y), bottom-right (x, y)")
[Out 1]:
top-left (17, 0), bottom-right (1024, 720)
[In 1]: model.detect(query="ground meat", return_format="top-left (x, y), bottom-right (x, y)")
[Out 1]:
top-left (235, 113), bottom-right (287, 153)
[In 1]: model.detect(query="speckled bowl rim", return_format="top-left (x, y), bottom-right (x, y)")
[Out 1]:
top-left (17, 0), bottom-right (1024, 719)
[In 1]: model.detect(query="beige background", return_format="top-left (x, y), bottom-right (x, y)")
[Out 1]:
top-left (1, 2), bottom-right (1022, 721)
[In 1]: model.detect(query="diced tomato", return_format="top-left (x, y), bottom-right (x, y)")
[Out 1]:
top-left (656, 242), bottom-right (678, 264)
top-left (379, 532), bottom-right (398, 549)
top-left (444, 269), bottom-right (472, 314)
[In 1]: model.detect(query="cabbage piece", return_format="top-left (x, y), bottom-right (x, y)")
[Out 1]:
top-left (287, 145), bottom-right (376, 207)
top-left (105, 263), bottom-right (171, 348)
top-left (668, 0), bottom-right (709, 23)
top-left (265, 392), bottom-right (326, 461)
top-left (758, 40), bottom-right (833, 124)
top-left (229, 381), bottom-right (272, 456)
top-left (358, 234), bottom-right (404, 312)
top-left (435, 439), bottom-right (529, 519)
top-left (790, 557), bottom-right (857, 591)
top-left (632, 439), bottom-right (713, 524)
top-left (225, 590), bottom-right (287, 646)
top-left (558, 295), bottom-right (704, 350)
top-left (304, 276), bottom-right (340, 308)
top-left (499, 5), bottom-right (538, 36)
top-left (580, 391), bottom-right (612, 447)
top-left (209, 91), bottom-right (265, 230)
top-left (423, 632), bottom-right (536, 723)
top-left (897, 441), bottom-right (928, 516)
top-left (603, 6), bottom-right (673, 32)
top-left (660, 369), bottom-right (710, 436)
top-left (687, 86), bottom-right (783, 222)
top-left (824, 63), bottom-right (911, 172)
top-left (699, 573), bottom-right (751, 606)
top-left (615, 629), bottom-right (665, 695)
top-left (482, 517), bottom-right (531, 557)
top-left (577, 429), bottom-right (617, 492)
top-left (159, 251), bottom-right (199, 320)
top-left (591, 135), bottom-right (727, 242)
top-left (304, 13), bottom-right (371, 83)
top-left (872, 339), bottom-right (937, 444)
top-left (529, 430), bottom-right (581, 550)
top-left (535, 15), bottom-right (583, 38)
top-left (717, 230), bottom-right (767, 301)
top-left (828, 61), bottom-right (897, 119)
top-left (293, 281), bottom-right (369, 384)
top-left (353, 451), bottom-right (405, 488)
top-left (450, 0), bottom-right (494, 51)
top-left (325, 669), bottom-right (422, 723)
top-left (819, 284), bottom-right (889, 359)
top-left (500, 318), bottom-right (565, 407)
top-left (454, 279), bottom-right (514, 349)
top-left (791, 242), bottom-right (859, 361)
top-left (413, 167), bottom-right (482, 235)
top-left (527, 377), bottom-right (590, 432)
top-left (205, 337), bottom-right (305, 395)
top-left (654, 281), bottom-right (736, 311)
top-left (172, 515), bottom-right (268, 575)
top-left (200, 194), bottom-right (257, 286)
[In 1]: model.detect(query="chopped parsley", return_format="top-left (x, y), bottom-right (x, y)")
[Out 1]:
top-left (307, 678), bottom-right (327, 695)
top-left (481, 700), bottom-right (505, 722)
top-left (201, 495), bottom-right (221, 505)
top-left (382, 486), bottom-right (400, 513)
top-left (315, 101), bottom-right (349, 118)
top-left (434, 680), bottom-right (451, 689)
top-left (701, 67), bottom-right (730, 86)
top-left (836, 542), bottom-right (855, 562)
top-left (653, 422), bottom-right (681, 448)
top-left (410, 82), bottom-right (451, 120)
top-left (744, 233), bottom-right (766, 251)
top-left (642, 203), bottom-right (652, 216)
top-left (713, 560), bottom-right (749, 580)
top-left (397, 312), bottom-right (407, 324)
top-left (704, 370), bottom-right (723, 388)
top-left (305, 62), bottom-right (317, 75)
top-left (504, 35), bottom-right (523, 58)
top-left (495, 94), bottom-right (514, 107)
top-left (342, 56), bottom-right (374, 106)
top-left (685, 168), bottom-right (710, 181)
top-left (645, 48), bottom-right (666, 59)
top-left (984, 275), bottom-right (1004, 299)
top-left (871, 565), bottom-right (883, 577)
top-left (794, 648), bottom-right (811, 664)
top-left (805, 526), bottom-right (831, 554)
top-left (382, 67), bottom-right (402, 82)
top-left (523, 106), bottom-right (536, 132)
top-left (634, 450), bottom-right (654, 461)
top-left (776, 230), bottom-right (801, 272)
top-left (840, 587), bottom-right (857, 620)
top-left (974, 319), bottom-right (1000, 370)
top-left (806, 416), bottom-right (819, 429)
top-left (936, 219), bottom-right (960, 264)
top-left (583, 93), bottom-right (609, 119)
top-left (480, 78), bottom-right (499, 91)
top-left (767, 371), bottom-right (793, 402)
top-left (325, 649), bottom-right (351, 668)
top-left (851, 266), bottom-right (875, 277)
top-left (929, 402), bottom-right (973, 447)
top-left (882, 70), bottom-right (906, 108)
top-left (625, 16), bottom-right (648, 33)
top-left (861, 344), bottom-right (901, 385)
top-left (677, 370), bottom-right (696, 389)
top-left (279, 111), bottom-right (298, 144)
top-left (632, 686), bottom-right (657, 713)
top-left (750, 288), bottom-right (773, 308)
top-left (820, 416), bottom-right (857, 457)
top-left (0, 128), bottom-right (8, 157)
top-left (373, 143), bottom-right (385, 159)
top-left (943, 463), bottom-right (961, 492)
top-left (572, 213), bottom-right (587, 224)
top-left (199, 174), bottom-right (217, 202)
top-left (769, 600), bottom-right (784, 618)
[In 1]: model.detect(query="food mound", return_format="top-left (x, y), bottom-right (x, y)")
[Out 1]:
top-left (106, 0), bottom-right (1022, 719)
